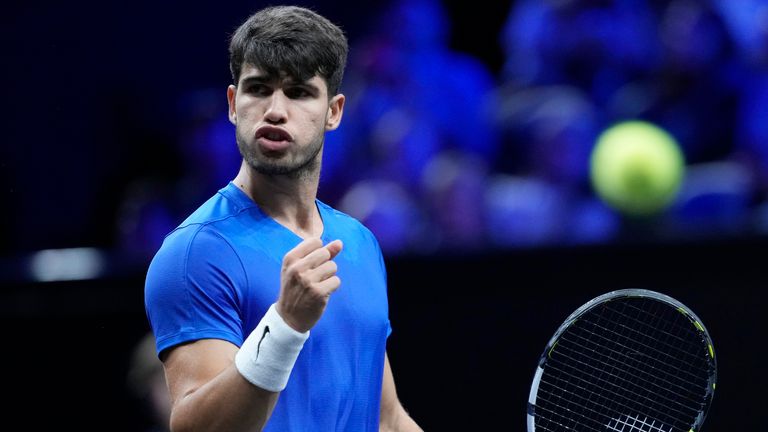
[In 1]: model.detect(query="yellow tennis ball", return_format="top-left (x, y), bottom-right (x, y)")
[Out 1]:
top-left (590, 121), bottom-right (685, 216)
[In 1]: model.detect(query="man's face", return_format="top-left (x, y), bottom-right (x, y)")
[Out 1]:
top-left (227, 64), bottom-right (344, 178)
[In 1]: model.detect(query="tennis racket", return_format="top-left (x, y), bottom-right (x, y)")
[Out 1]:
top-left (527, 289), bottom-right (716, 432)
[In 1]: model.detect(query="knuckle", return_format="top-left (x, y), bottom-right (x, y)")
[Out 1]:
top-left (284, 262), bottom-right (299, 277)
top-left (310, 283), bottom-right (324, 296)
top-left (296, 271), bottom-right (311, 287)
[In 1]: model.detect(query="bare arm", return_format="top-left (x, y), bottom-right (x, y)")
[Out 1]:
top-left (162, 238), bottom-right (343, 432)
top-left (379, 353), bottom-right (423, 432)
top-left (163, 339), bottom-right (278, 432)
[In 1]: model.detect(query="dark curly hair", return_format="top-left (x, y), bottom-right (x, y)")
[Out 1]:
top-left (229, 6), bottom-right (348, 96)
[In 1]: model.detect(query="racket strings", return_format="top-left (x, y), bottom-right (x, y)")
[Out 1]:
top-left (536, 370), bottom-right (675, 432)
top-left (588, 299), bottom-right (712, 388)
top-left (565, 317), bottom-right (709, 395)
top-left (536, 398), bottom-right (672, 432)
top-left (611, 300), bottom-right (704, 348)
top-left (606, 414), bottom-right (670, 431)
top-left (541, 352), bottom-right (698, 425)
top-left (533, 397), bottom-right (621, 432)
top-left (601, 300), bottom-right (707, 364)
top-left (557, 331), bottom-right (705, 411)
top-left (576, 301), bottom-right (707, 424)
top-left (533, 297), bottom-right (714, 432)
top-left (595, 302), bottom-right (704, 368)
top-left (537, 360), bottom-right (689, 431)
top-left (571, 302), bottom-right (711, 398)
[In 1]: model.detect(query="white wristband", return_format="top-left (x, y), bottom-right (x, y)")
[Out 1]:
top-left (235, 303), bottom-right (309, 392)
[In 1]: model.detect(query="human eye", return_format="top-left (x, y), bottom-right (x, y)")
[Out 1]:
top-left (244, 83), bottom-right (272, 96)
top-left (285, 86), bottom-right (314, 99)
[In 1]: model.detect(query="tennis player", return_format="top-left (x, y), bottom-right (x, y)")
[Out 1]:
top-left (144, 6), bottom-right (423, 431)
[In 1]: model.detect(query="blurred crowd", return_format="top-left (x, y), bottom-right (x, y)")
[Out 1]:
top-left (114, 0), bottom-right (768, 258)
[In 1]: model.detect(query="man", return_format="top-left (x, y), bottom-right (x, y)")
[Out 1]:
top-left (144, 6), bottom-right (423, 432)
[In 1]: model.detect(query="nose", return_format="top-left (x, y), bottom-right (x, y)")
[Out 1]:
top-left (264, 91), bottom-right (288, 124)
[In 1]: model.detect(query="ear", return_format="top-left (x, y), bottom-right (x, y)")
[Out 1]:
top-left (325, 93), bottom-right (345, 131)
top-left (227, 85), bottom-right (237, 125)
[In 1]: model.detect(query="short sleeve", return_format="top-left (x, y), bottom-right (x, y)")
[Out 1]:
top-left (366, 225), bottom-right (392, 339)
top-left (145, 225), bottom-right (247, 357)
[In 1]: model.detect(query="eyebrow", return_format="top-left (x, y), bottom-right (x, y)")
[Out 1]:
top-left (239, 75), bottom-right (270, 87)
top-left (239, 75), bottom-right (320, 91)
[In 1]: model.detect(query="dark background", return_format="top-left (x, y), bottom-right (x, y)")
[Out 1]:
top-left (3, 0), bottom-right (767, 430)
top-left (3, 238), bottom-right (764, 429)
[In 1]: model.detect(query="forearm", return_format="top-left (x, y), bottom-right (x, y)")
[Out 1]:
top-left (379, 354), bottom-right (423, 432)
top-left (379, 404), bottom-right (423, 432)
top-left (170, 365), bottom-right (279, 432)
top-left (164, 303), bottom-right (310, 432)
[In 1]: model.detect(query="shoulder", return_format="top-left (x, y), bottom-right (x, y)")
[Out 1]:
top-left (146, 185), bottom-right (261, 287)
top-left (145, 223), bottom-right (245, 297)
top-left (317, 201), bottom-right (385, 266)
top-left (175, 184), bottom-right (257, 232)
top-left (156, 183), bottom-right (267, 255)
top-left (319, 201), bottom-right (379, 243)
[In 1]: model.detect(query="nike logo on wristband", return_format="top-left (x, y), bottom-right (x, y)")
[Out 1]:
top-left (256, 326), bottom-right (270, 359)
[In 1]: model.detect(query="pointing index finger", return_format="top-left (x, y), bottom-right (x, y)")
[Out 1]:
top-left (284, 237), bottom-right (324, 263)
top-left (325, 239), bottom-right (343, 260)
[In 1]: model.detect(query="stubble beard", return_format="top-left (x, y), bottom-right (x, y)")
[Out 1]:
top-left (236, 126), bottom-right (323, 180)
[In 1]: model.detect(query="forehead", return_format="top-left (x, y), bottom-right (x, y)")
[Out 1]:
top-left (239, 64), bottom-right (327, 89)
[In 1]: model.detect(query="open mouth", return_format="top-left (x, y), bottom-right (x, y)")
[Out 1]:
top-left (255, 126), bottom-right (293, 152)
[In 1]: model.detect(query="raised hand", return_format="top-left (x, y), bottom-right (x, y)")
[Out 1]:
top-left (276, 237), bottom-right (343, 333)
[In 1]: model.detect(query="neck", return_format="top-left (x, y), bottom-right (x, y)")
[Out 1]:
top-left (233, 161), bottom-right (323, 239)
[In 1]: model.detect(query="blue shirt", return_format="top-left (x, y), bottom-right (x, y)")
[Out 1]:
top-left (145, 182), bottom-right (391, 431)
